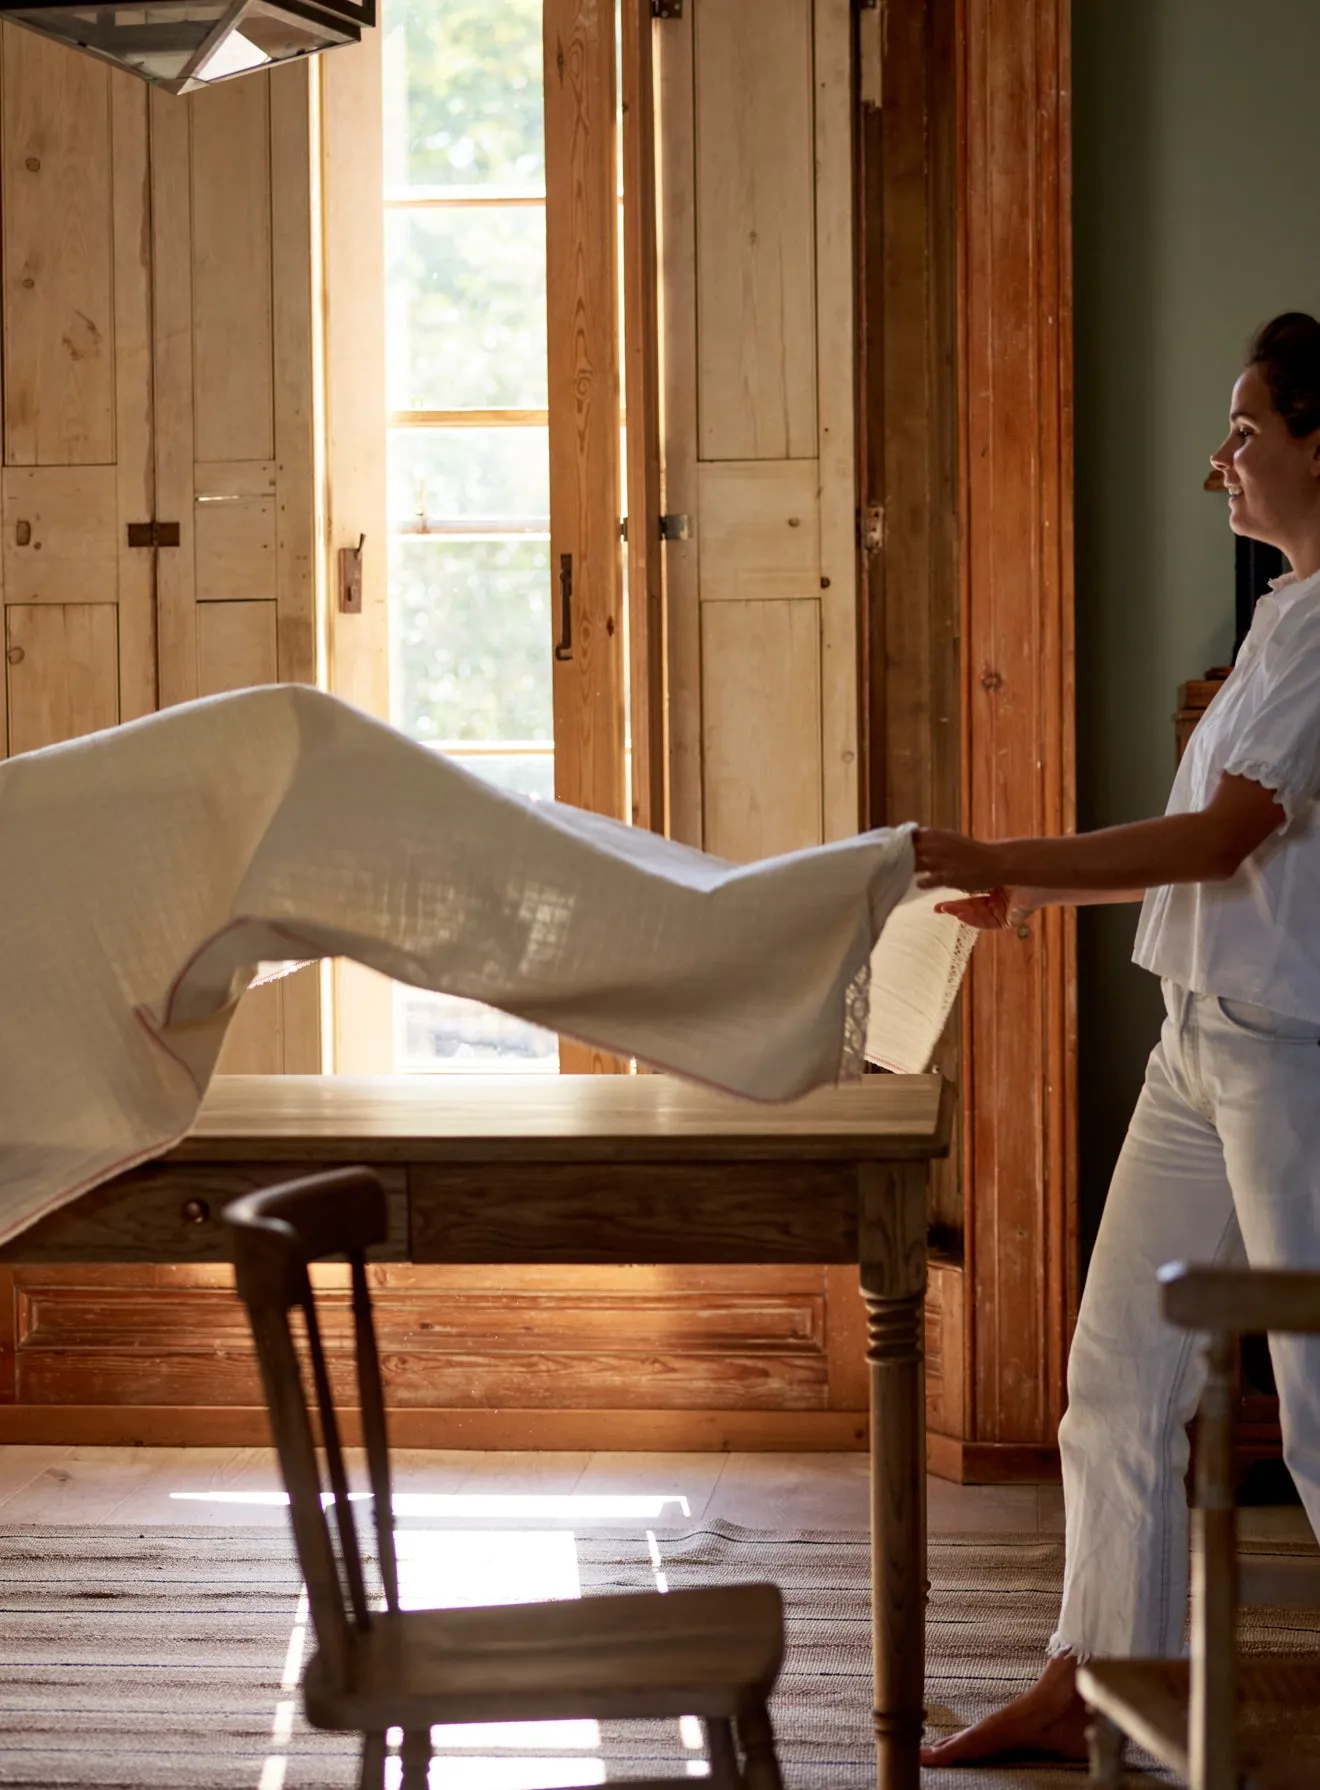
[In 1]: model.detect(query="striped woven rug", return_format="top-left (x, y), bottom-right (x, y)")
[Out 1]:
top-left (0, 1521), bottom-right (1315, 1788)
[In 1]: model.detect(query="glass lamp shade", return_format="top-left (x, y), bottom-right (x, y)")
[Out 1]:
top-left (0, 0), bottom-right (374, 93)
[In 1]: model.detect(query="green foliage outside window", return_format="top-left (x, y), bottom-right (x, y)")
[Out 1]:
top-left (390, 537), bottom-right (553, 745)
top-left (383, 0), bottom-right (545, 191)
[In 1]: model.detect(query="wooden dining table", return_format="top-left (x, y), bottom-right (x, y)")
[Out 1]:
top-left (4, 1071), bottom-right (952, 1790)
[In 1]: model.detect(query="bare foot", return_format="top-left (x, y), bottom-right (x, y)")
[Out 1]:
top-left (920, 1654), bottom-right (1091, 1766)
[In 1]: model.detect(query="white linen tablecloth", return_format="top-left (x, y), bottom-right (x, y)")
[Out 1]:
top-left (0, 685), bottom-right (955, 1245)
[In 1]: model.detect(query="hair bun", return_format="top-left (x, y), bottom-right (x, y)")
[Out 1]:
top-left (1249, 313), bottom-right (1320, 437)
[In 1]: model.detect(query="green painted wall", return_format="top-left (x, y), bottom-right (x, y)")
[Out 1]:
top-left (1072, 0), bottom-right (1320, 1252)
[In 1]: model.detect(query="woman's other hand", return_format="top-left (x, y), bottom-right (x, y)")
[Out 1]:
top-left (912, 827), bottom-right (1005, 892)
top-left (932, 887), bottom-right (1036, 931)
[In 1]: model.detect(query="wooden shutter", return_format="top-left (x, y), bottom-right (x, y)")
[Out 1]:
top-left (0, 33), bottom-right (154, 760)
top-left (656, 0), bottom-right (859, 857)
top-left (150, 68), bottom-right (321, 1073)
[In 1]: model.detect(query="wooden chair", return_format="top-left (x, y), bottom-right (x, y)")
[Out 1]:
top-left (224, 1166), bottom-right (786, 1790)
top-left (1079, 1262), bottom-right (1320, 1789)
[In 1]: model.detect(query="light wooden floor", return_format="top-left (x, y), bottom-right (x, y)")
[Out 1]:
top-left (0, 1445), bottom-right (1310, 1541)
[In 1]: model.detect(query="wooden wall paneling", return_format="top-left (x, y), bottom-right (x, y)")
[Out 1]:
top-left (11, 1262), bottom-right (836, 1416)
top-left (109, 71), bottom-right (156, 728)
top-left (695, 461), bottom-right (821, 601)
top-left (654, 0), bottom-right (701, 846)
top-left (196, 597), bottom-right (293, 1076)
top-left (4, 602), bottom-right (118, 753)
top-left (824, 1263), bottom-right (867, 1419)
top-left (1, 467), bottom-right (118, 604)
top-left (863, 0), bottom-right (968, 1447)
top-left (0, 43), bottom-right (154, 756)
top-left (193, 497), bottom-right (277, 603)
top-left (692, 0), bottom-right (816, 461)
top-left (701, 597), bottom-right (822, 862)
top-left (269, 63), bottom-right (318, 705)
top-left (318, 39), bottom-right (392, 1073)
top-left (196, 598), bottom-right (279, 696)
top-left (266, 63), bottom-right (321, 1074)
top-left (149, 88), bottom-right (199, 709)
top-left (0, 1269), bottom-right (13, 1404)
top-left (544, 0), bottom-right (626, 824)
top-left (814, 0), bottom-right (861, 844)
top-left (961, 0), bottom-right (1075, 1452)
top-left (544, 0), bottom-right (628, 1075)
top-left (152, 71), bottom-right (320, 1073)
top-left (621, 0), bottom-right (667, 836)
top-left (1, 26), bottom-right (115, 468)
top-left (188, 80), bottom-right (275, 465)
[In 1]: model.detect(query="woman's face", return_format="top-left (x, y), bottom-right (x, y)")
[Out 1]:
top-left (1210, 364), bottom-right (1320, 552)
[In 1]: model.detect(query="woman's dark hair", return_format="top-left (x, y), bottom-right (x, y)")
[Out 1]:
top-left (1248, 312), bottom-right (1320, 438)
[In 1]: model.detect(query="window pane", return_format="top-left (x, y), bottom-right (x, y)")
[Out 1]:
top-left (386, 208), bottom-right (547, 412)
top-left (388, 427), bottom-right (550, 529)
top-left (390, 538), bottom-right (552, 744)
top-left (382, 0), bottom-right (545, 194)
top-left (446, 749), bottom-right (555, 803)
top-left (398, 990), bottom-right (558, 1072)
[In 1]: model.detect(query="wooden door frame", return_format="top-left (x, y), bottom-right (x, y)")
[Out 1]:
top-left (861, 0), bottom-right (1076, 1478)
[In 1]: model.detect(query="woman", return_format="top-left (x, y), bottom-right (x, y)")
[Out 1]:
top-left (916, 312), bottom-right (1320, 1766)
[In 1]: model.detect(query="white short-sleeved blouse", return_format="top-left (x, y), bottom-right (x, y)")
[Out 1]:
top-left (1133, 565), bottom-right (1320, 1022)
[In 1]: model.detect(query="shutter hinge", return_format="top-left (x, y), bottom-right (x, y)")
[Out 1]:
top-left (651, 0), bottom-right (682, 18)
top-left (860, 504), bottom-right (884, 554)
top-left (126, 521), bottom-right (181, 548)
top-left (659, 512), bottom-right (691, 541)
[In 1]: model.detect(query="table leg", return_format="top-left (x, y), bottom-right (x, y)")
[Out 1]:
top-left (860, 1161), bottom-right (927, 1790)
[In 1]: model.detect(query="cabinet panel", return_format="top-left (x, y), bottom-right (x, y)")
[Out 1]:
top-left (696, 460), bottom-right (821, 601)
top-left (1, 467), bottom-right (117, 603)
top-left (14, 1276), bottom-right (830, 1412)
top-left (194, 500), bottom-right (276, 603)
top-left (188, 78), bottom-right (275, 465)
top-left (1, 26), bottom-right (115, 467)
top-left (701, 596), bottom-right (822, 861)
top-left (196, 598), bottom-right (278, 693)
top-left (5, 602), bottom-right (118, 753)
top-left (693, 0), bottom-right (817, 461)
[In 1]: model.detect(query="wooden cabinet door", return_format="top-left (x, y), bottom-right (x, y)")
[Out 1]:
top-left (0, 32), bottom-right (154, 758)
top-left (655, 0), bottom-right (859, 857)
top-left (149, 67), bottom-right (320, 1073)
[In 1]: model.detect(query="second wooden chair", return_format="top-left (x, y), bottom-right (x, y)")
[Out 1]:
top-left (224, 1165), bottom-right (787, 1790)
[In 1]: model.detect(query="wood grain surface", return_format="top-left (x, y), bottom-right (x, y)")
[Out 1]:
top-left (170, 1073), bottom-right (951, 1161)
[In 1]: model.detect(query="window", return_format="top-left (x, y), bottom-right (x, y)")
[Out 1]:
top-left (382, 0), bottom-right (558, 1071)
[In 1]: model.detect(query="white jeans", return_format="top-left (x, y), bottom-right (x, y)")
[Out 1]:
top-left (1052, 980), bottom-right (1320, 1659)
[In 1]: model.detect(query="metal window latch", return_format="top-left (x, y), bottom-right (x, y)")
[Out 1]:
top-left (659, 513), bottom-right (691, 541)
top-left (126, 521), bottom-right (181, 548)
top-left (555, 552), bottom-right (574, 662)
top-left (339, 534), bottom-right (365, 614)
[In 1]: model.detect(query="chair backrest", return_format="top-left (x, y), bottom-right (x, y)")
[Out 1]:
top-left (1158, 1261), bottom-right (1320, 1790)
top-left (225, 1167), bottom-right (399, 1688)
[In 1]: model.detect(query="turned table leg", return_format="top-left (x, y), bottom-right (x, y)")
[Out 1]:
top-left (860, 1161), bottom-right (927, 1790)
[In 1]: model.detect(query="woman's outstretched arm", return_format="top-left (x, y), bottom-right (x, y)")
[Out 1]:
top-left (915, 772), bottom-right (1285, 896)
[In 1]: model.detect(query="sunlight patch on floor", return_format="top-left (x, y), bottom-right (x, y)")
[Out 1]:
top-left (173, 1490), bottom-right (692, 1521)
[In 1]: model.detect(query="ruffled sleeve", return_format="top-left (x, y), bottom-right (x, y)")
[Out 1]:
top-left (1223, 606), bottom-right (1320, 827)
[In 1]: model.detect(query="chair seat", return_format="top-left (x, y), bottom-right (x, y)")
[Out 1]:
top-left (1079, 1656), bottom-right (1320, 1787)
top-left (304, 1583), bottom-right (785, 1733)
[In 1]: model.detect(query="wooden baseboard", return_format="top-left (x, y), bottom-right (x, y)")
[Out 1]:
top-left (927, 1431), bottom-right (1061, 1484)
top-left (0, 1405), bottom-right (1063, 1484)
top-left (0, 1405), bottom-right (871, 1451)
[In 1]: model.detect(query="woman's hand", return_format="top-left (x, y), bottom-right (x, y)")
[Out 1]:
top-left (933, 887), bottom-right (1032, 931)
top-left (912, 827), bottom-right (1006, 893)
